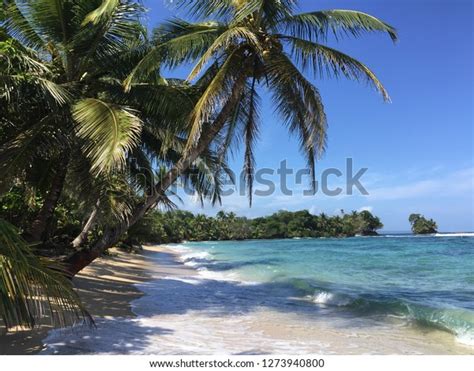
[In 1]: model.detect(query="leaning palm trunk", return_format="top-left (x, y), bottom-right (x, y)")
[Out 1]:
top-left (26, 157), bottom-right (69, 242)
top-left (71, 200), bottom-right (100, 249)
top-left (63, 74), bottom-right (248, 276)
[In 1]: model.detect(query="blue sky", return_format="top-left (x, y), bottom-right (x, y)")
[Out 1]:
top-left (143, 0), bottom-right (473, 232)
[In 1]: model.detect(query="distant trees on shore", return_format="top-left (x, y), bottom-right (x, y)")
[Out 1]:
top-left (409, 214), bottom-right (438, 234)
top-left (125, 209), bottom-right (384, 245)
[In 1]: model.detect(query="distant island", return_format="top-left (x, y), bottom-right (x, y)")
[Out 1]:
top-left (125, 209), bottom-right (384, 246)
top-left (409, 214), bottom-right (438, 234)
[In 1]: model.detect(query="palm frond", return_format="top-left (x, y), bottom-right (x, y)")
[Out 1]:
top-left (109, 79), bottom-right (196, 131)
top-left (35, 77), bottom-right (71, 104)
top-left (3, 1), bottom-right (46, 50)
top-left (0, 73), bottom-right (70, 105)
top-left (0, 113), bottom-right (69, 194)
top-left (187, 26), bottom-right (261, 81)
top-left (1, 36), bottom-right (70, 104)
top-left (127, 146), bottom-right (155, 193)
top-left (27, 0), bottom-right (77, 46)
top-left (213, 84), bottom-right (249, 166)
top-left (231, 0), bottom-right (295, 28)
top-left (81, 0), bottom-right (120, 25)
top-left (72, 98), bottom-right (142, 174)
top-left (182, 150), bottom-right (233, 207)
top-left (168, 0), bottom-right (233, 20)
top-left (0, 219), bottom-right (92, 330)
top-left (265, 51), bottom-right (327, 188)
top-left (281, 9), bottom-right (397, 42)
top-left (95, 175), bottom-right (135, 223)
top-left (74, 0), bottom-right (144, 68)
top-left (242, 75), bottom-right (260, 207)
top-left (124, 19), bottom-right (226, 90)
top-left (281, 35), bottom-right (390, 101)
top-left (231, 0), bottom-right (263, 25)
top-left (185, 46), bottom-right (246, 153)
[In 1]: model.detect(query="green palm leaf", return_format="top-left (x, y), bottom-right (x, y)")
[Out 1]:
top-left (2, 1), bottom-right (46, 50)
top-left (81, 0), bottom-right (120, 26)
top-left (242, 75), bottom-right (260, 207)
top-left (186, 47), bottom-right (246, 152)
top-left (0, 37), bottom-right (70, 104)
top-left (187, 26), bottom-right (261, 81)
top-left (169, 0), bottom-right (233, 20)
top-left (74, 0), bottom-right (144, 67)
top-left (0, 219), bottom-right (91, 330)
top-left (281, 9), bottom-right (397, 42)
top-left (0, 113), bottom-right (69, 194)
top-left (281, 35), bottom-right (390, 101)
top-left (72, 98), bottom-right (142, 174)
top-left (27, 0), bottom-right (76, 46)
top-left (265, 51), bottom-right (327, 188)
top-left (124, 19), bottom-right (226, 90)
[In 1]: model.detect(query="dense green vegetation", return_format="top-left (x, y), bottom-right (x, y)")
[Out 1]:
top-left (409, 214), bottom-right (438, 234)
top-left (1, 0), bottom-right (395, 329)
top-left (125, 209), bottom-right (384, 245)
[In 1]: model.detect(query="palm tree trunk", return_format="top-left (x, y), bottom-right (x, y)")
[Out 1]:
top-left (71, 200), bottom-right (100, 249)
top-left (26, 156), bottom-right (69, 242)
top-left (63, 74), bottom-right (247, 276)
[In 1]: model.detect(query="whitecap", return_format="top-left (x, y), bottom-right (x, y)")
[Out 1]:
top-left (312, 291), bottom-right (353, 307)
top-left (435, 233), bottom-right (474, 237)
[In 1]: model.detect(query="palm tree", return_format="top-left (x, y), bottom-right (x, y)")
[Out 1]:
top-left (63, 0), bottom-right (397, 275)
top-left (70, 128), bottom-right (234, 249)
top-left (1, 0), bottom-right (152, 242)
top-left (142, 0), bottom-right (396, 201)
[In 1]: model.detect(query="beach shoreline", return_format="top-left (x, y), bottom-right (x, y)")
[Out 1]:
top-left (0, 246), bottom-right (156, 355)
top-left (1, 243), bottom-right (472, 355)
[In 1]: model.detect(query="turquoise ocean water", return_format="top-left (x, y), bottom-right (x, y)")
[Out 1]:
top-left (172, 234), bottom-right (474, 346)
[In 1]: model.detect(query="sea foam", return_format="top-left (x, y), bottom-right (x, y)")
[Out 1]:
top-left (435, 232), bottom-right (474, 237)
top-left (312, 291), bottom-right (353, 307)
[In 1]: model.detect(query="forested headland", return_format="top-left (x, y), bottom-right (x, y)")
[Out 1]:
top-left (125, 209), bottom-right (384, 246)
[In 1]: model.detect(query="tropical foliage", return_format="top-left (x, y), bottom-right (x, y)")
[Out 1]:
top-left (0, 219), bottom-right (91, 331)
top-left (126, 209), bottom-right (384, 245)
top-left (409, 214), bottom-right (438, 234)
top-left (0, 0), bottom-right (395, 329)
top-left (1, 0), bottom-right (231, 263)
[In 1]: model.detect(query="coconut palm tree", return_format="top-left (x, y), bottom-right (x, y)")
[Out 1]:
top-left (69, 126), bottom-right (234, 250)
top-left (1, 0), bottom-right (151, 242)
top-left (63, 0), bottom-right (397, 275)
top-left (145, 0), bottom-right (396, 195)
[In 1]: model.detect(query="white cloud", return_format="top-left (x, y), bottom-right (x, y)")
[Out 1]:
top-left (364, 167), bottom-right (474, 201)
